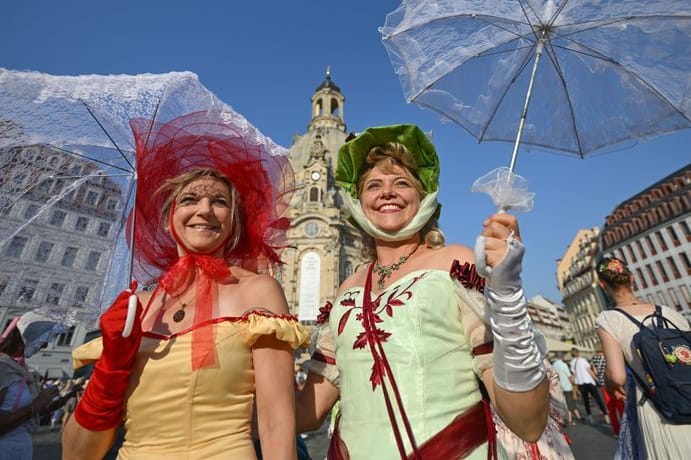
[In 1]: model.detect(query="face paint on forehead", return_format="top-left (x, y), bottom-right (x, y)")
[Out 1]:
top-left (178, 179), bottom-right (231, 199)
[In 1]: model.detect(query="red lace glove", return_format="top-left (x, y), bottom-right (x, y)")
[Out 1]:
top-left (74, 282), bottom-right (142, 431)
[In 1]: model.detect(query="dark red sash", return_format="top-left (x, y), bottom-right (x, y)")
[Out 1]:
top-left (327, 401), bottom-right (493, 460)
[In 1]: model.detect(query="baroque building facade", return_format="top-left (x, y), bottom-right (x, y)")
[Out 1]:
top-left (600, 164), bottom-right (691, 319)
top-left (557, 227), bottom-right (606, 351)
top-left (277, 71), bottom-right (368, 324)
top-left (0, 144), bottom-right (123, 377)
top-left (527, 294), bottom-right (574, 351)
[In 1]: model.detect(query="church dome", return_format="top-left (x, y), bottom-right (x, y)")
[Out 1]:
top-left (315, 71), bottom-right (340, 93)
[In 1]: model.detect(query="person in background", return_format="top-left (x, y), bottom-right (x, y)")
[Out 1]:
top-left (551, 352), bottom-right (581, 425)
top-left (570, 348), bottom-right (607, 424)
top-left (590, 344), bottom-right (623, 435)
top-left (0, 317), bottom-right (65, 460)
top-left (596, 256), bottom-right (691, 459)
top-left (61, 378), bottom-right (84, 432)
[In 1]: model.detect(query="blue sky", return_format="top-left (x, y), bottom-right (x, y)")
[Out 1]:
top-left (3, 0), bottom-right (689, 302)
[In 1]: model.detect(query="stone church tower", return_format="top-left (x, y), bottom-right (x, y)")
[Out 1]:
top-left (278, 69), bottom-right (367, 323)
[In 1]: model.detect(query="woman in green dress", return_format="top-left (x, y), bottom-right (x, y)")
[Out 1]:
top-left (296, 125), bottom-right (550, 459)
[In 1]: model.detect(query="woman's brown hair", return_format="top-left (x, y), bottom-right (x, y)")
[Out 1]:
top-left (597, 257), bottom-right (633, 287)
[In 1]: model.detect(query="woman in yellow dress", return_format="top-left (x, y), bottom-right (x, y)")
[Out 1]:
top-left (62, 111), bottom-right (309, 460)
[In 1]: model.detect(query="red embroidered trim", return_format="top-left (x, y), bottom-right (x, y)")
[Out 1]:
top-left (316, 301), bottom-right (333, 325)
top-left (450, 260), bottom-right (485, 294)
top-left (142, 310), bottom-right (299, 340)
top-left (311, 350), bottom-right (336, 365)
top-left (335, 273), bottom-right (427, 379)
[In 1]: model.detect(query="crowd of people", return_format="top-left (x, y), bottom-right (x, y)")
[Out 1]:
top-left (1, 110), bottom-right (689, 459)
top-left (0, 317), bottom-right (84, 459)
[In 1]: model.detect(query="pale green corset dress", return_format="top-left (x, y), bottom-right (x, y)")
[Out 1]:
top-left (324, 268), bottom-right (488, 460)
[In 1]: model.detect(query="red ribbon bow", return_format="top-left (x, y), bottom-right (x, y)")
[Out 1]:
top-left (159, 254), bottom-right (232, 370)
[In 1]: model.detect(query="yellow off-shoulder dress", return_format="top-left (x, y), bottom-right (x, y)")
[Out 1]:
top-left (74, 312), bottom-right (309, 460)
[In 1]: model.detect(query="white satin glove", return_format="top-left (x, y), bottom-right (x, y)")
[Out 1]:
top-left (475, 224), bottom-right (545, 392)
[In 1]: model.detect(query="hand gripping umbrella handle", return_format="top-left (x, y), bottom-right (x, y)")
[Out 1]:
top-left (122, 292), bottom-right (138, 338)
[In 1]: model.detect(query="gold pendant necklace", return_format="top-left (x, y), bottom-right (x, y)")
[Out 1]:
top-left (373, 244), bottom-right (420, 290)
top-left (167, 291), bottom-right (195, 323)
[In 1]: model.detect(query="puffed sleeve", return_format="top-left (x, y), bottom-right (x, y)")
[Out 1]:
top-left (450, 260), bottom-right (494, 378)
top-left (71, 337), bottom-right (103, 369)
top-left (244, 311), bottom-right (310, 349)
top-left (301, 302), bottom-right (340, 388)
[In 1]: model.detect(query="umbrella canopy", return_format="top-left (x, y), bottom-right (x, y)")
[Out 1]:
top-left (381, 0), bottom-right (691, 158)
top-left (0, 70), bottom-right (288, 328)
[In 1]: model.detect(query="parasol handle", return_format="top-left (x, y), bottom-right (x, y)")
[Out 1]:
top-left (122, 292), bottom-right (138, 338)
top-left (508, 32), bottom-right (547, 176)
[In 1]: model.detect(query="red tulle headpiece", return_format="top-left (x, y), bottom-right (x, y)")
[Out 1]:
top-left (130, 111), bottom-right (293, 284)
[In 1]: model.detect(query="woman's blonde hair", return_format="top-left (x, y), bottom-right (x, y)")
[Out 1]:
top-left (356, 142), bottom-right (424, 198)
top-left (156, 168), bottom-right (244, 257)
top-left (356, 142), bottom-right (444, 259)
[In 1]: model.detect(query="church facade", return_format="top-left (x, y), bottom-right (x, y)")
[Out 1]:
top-left (277, 71), bottom-right (368, 323)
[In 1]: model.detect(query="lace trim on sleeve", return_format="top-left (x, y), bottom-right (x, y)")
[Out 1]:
top-left (302, 317), bottom-right (340, 388)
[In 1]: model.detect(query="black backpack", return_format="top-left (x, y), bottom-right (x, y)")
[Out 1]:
top-left (614, 305), bottom-right (691, 424)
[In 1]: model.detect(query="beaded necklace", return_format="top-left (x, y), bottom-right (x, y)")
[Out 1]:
top-left (373, 244), bottom-right (420, 290)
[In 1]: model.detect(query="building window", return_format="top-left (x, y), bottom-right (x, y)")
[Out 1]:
top-left (56, 326), bottom-right (75, 347)
top-left (309, 187), bottom-right (319, 202)
top-left (636, 268), bottom-right (648, 288)
top-left (75, 217), bottom-right (89, 233)
top-left (37, 179), bottom-right (52, 193)
top-left (74, 286), bottom-right (89, 306)
top-left (97, 222), bottom-right (111, 238)
top-left (656, 261), bottom-right (669, 282)
top-left (681, 220), bottom-right (691, 242)
top-left (106, 198), bottom-right (118, 211)
top-left (48, 154), bottom-right (61, 169)
top-left (61, 247), bottom-right (78, 268)
top-left (85, 190), bottom-right (99, 206)
top-left (5, 236), bottom-right (28, 258)
top-left (646, 265), bottom-right (658, 286)
top-left (645, 235), bottom-right (657, 255)
top-left (681, 285), bottom-right (691, 305)
top-left (46, 283), bottom-right (65, 305)
top-left (667, 257), bottom-right (681, 279)
top-left (655, 231), bottom-right (668, 251)
top-left (626, 245), bottom-right (637, 263)
top-left (85, 251), bottom-right (101, 271)
top-left (668, 226), bottom-right (681, 246)
top-left (668, 288), bottom-right (682, 311)
top-left (34, 241), bottom-right (54, 263)
top-left (53, 179), bottom-right (65, 194)
top-left (344, 261), bottom-right (354, 278)
top-left (12, 172), bottom-right (27, 187)
top-left (23, 203), bottom-right (40, 219)
top-left (17, 279), bottom-right (38, 303)
top-left (50, 210), bottom-right (67, 227)
top-left (656, 291), bottom-right (667, 306)
top-left (635, 240), bottom-right (646, 258)
top-left (681, 253), bottom-right (691, 276)
top-left (0, 197), bottom-right (13, 215)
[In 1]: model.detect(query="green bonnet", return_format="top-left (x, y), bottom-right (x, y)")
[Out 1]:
top-left (335, 124), bottom-right (440, 199)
